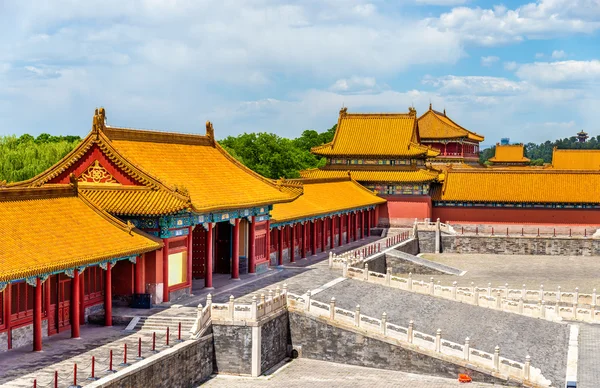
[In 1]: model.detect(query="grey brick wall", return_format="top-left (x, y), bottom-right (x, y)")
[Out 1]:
top-left (288, 312), bottom-right (518, 386)
top-left (261, 312), bottom-right (290, 373)
top-left (212, 324), bottom-right (252, 375)
top-left (417, 231), bottom-right (436, 253)
top-left (9, 320), bottom-right (48, 350)
top-left (98, 334), bottom-right (214, 388)
top-left (441, 235), bottom-right (600, 256)
top-left (0, 331), bottom-right (7, 352)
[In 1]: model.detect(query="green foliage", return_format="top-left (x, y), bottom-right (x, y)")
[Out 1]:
top-left (480, 134), bottom-right (600, 165)
top-left (0, 134), bottom-right (81, 183)
top-left (218, 125), bottom-right (335, 179)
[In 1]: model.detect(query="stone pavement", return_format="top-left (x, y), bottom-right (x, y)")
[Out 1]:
top-left (411, 253), bottom-right (600, 292)
top-left (200, 358), bottom-right (507, 387)
top-left (313, 279), bottom-right (570, 388)
top-left (578, 324), bottom-right (600, 388)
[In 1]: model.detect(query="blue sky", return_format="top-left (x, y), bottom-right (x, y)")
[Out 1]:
top-left (0, 0), bottom-right (599, 144)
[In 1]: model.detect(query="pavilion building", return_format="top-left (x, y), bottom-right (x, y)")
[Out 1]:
top-left (417, 104), bottom-right (484, 165)
top-left (0, 184), bottom-right (160, 352)
top-left (268, 176), bottom-right (385, 264)
top-left (301, 107), bottom-right (440, 226)
top-left (487, 143), bottom-right (530, 167)
top-left (9, 108), bottom-right (301, 307)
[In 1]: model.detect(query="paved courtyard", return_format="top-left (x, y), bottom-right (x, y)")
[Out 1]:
top-left (200, 358), bottom-right (505, 387)
top-left (411, 253), bottom-right (600, 292)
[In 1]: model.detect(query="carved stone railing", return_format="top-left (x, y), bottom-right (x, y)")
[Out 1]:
top-left (286, 292), bottom-right (550, 387)
top-left (329, 232), bottom-right (413, 270)
top-left (342, 264), bottom-right (600, 324)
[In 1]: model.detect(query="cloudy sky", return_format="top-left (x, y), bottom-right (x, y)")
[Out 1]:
top-left (0, 0), bottom-right (599, 144)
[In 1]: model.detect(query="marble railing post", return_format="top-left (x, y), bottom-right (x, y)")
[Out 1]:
top-left (493, 346), bottom-right (500, 371)
top-left (229, 296), bottom-right (235, 320)
top-left (407, 320), bottom-right (414, 343)
top-left (330, 298), bottom-right (336, 320)
top-left (381, 312), bottom-right (387, 335)
top-left (464, 337), bottom-right (470, 360)
top-left (435, 329), bottom-right (442, 352)
top-left (355, 305), bottom-right (361, 327)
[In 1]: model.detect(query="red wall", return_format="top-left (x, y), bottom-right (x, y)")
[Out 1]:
top-left (112, 260), bottom-right (134, 296)
top-left (433, 206), bottom-right (600, 225)
top-left (378, 196), bottom-right (432, 226)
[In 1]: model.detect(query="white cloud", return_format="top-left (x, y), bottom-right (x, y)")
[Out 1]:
top-left (423, 75), bottom-right (529, 95)
top-left (329, 76), bottom-right (384, 93)
top-left (503, 61), bottom-right (518, 71)
top-left (415, 0), bottom-right (468, 5)
top-left (535, 53), bottom-right (545, 58)
top-left (551, 50), bottom-right (567, 59)
top-left (426, 0), bottom-right (600, 46)
top-left (481, 56), bottom-right (499, 67)
top-left (515, 60), bottom-right (600, 85)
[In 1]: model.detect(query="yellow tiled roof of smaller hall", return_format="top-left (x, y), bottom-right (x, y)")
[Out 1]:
top-left (80, 185), bottom-right (191, 216)
top-left (433, 170), bottom-right (600, 203)
top-left (311, 108), bottom-right (439, 158)
top-left (551, 148), bottom-right (600, 170)
top-left (488, 143), bottom-right (530, 163)
top-left (270, 177), bottom-right (386, 223)
top-left (299, 168), bottom-right (439, 183)
top-left (0, 186), bottom-right (162, 282)
top-left (418, 106), bottom-right (484, 142)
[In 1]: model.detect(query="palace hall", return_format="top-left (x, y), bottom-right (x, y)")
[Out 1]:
top-left (1, 106), bottom-right (599, 352)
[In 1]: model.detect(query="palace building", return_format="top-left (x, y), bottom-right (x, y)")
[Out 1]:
top-left (487, 143), bottom-right (530, 167)
top-left (302, 107), bottom-right (440, 226)
top-left (1, 108), bottom-right (386, 352)
top-left (417, 104), bottom-right (484, 165)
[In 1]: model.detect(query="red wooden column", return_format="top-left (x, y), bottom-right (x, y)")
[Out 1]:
top-left (248, 217), bottom-right (256, 273)
top-left (290, 224), bottom-right (296, 263)
top-left (71, 269), bottom-right (81, 338)
top-left (187, 227), bottom-right (193, 289)
top-left (366, 209), bottom-right (371, 237)
top-left (311, 220), bottom-right (317, 256)
top-left (105, 263), bottom-right (112, 326)
top-left (206, 223), bottom-right (214, 287)
top-left (338, 215), bottom-right (343, 247)
top-left (301, 223), bottom-right (307, 259)
top-left (135, 255), bottom-right (144, 294)
top-left (326, 217), bottom-right (332, 249)
top-left (232, 219), bottom-right (240, 280)
top-left (278, 227), bottom-right (284, 266)
top-left (354, 212), bottom-right (359, 242)
top-left (321, 219), bottom-right (326, 252)
top-left (33, 278), bottom-right (42, 351)
top-left (162, 239), bottom-right (170, 302)
top-left (347, 213), bottom-right (352, 243)
top-left (361, 210), bottom-right (365, 239)
top-left (265, 219), bottom-right (271, 265)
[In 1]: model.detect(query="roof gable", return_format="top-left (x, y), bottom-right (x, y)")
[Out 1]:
top-left (417, 106), bottom-right (484, 142)
top-left (488, 144), bottom-right (530, 164)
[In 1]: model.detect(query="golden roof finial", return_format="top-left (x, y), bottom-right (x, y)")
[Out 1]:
top-left (408, 107), bottom-right (416, 116)
top-left (206, 120), bottom-right (214, 139)
top-left (443, 108), bottom-right (446, 116)
top-left (69, 172), bottom-right (78, 192)
top-left (126, 220), bottom-right (135, 235)
top-left (429, 102), bottom-right (432, 111)
top-left (92, 107), bottom-right (106, 137)
top-left (339, 106), bottom-right (348, 117)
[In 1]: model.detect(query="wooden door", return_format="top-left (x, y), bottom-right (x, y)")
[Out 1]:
top-left (192, 227), bottom-right (207, 279)
top-left (57, 275), bottom-right (71, 332)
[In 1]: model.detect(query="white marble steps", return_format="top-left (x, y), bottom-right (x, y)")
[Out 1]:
top-left (127, 316), bottom-right (197, 334)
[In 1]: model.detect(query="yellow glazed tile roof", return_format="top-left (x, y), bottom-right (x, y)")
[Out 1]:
top-left (418, 107), bottom-right (484, 142)
top-left (104, 122), bottom-right (299, 213)
top-left (299, 168), bottom-right (439, 183)
top-left (0, 186), bottom-right (162, 282)
top-left (270, 177), bottom-right (386, 223)
top-left (433, 170), bottom-right (600, 203)
top-left (551, 148), bottom-right (600, 170)
top-left (311, 108), bottom-right (438, 158)
top-left (488, 144), bottom-right (530, 163)
top-left (80, 185), bottom-right (191, 216)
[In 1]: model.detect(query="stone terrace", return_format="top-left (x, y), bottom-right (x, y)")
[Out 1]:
top-left (313, 279), bottom-right (570, 388)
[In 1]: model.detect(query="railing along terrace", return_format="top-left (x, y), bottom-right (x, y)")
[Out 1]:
top-left (341, 263), bottom-right (600, 324)
top-left (328, 232), bottom-right (413, 270)
top-left (454, 225), bottom-right (599, 238)
top-left (286, 292), bottom-right (550, 387)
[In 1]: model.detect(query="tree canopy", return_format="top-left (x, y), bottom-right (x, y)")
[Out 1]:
top-left (0, 134), bottom-right (82, 183)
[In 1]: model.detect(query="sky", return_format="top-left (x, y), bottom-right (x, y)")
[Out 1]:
top-left (0, 0), bottom-right (599, 145)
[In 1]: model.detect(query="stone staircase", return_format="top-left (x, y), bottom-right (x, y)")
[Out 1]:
top-left (129, 315), bottom-right (197, 337)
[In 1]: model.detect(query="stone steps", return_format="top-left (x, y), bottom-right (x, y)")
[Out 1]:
top-left (132, 316), bottom-right (196, 334)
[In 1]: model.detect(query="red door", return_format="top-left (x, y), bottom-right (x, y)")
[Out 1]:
top-left (56, 274), bottom-right (71, 333)
top-left (192, 227), bottom-right (207, 279)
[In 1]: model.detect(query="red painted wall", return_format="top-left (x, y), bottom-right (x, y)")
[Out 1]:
top-left (112, 260), bottom-right (134, 296)
top-left (48, 145), bottom-right (141, 185)
top-left (378, 196), bottom-right (432, 226)
top-left (433, 206), bottom-right (600, 225)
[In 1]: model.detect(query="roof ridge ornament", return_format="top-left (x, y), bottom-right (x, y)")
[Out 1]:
top-left (339, 106), bottom-right (348, 117)
top-left (69, 172), bottom-right (78, 193)
top-left (408, 107), bottom-right (416, 116)
top-left (92, 107), bottom-right (107, 140)
top-left (205, 121), bottom-right (215, 146)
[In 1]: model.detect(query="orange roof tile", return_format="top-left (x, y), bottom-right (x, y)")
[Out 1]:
top-left (299, 168), bottom-right (439, 183)
top-left (270, 177), bottom-right (386, 223)
top-left (418, 106), bottom-right (484, 142)
top-left (311, 108), bottom-right (439, 158)
top-left (433, 170), bottom-right (600, 203)
top-left (551, 148), bottom-right (600, 170)
top-left (0, 185), bottom-right (161, 282)
top-left (488, 144), bottom-right (530, 164)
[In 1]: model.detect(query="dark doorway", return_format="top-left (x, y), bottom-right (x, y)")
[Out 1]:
top-left (215, 222), bottom-right (232, 274)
